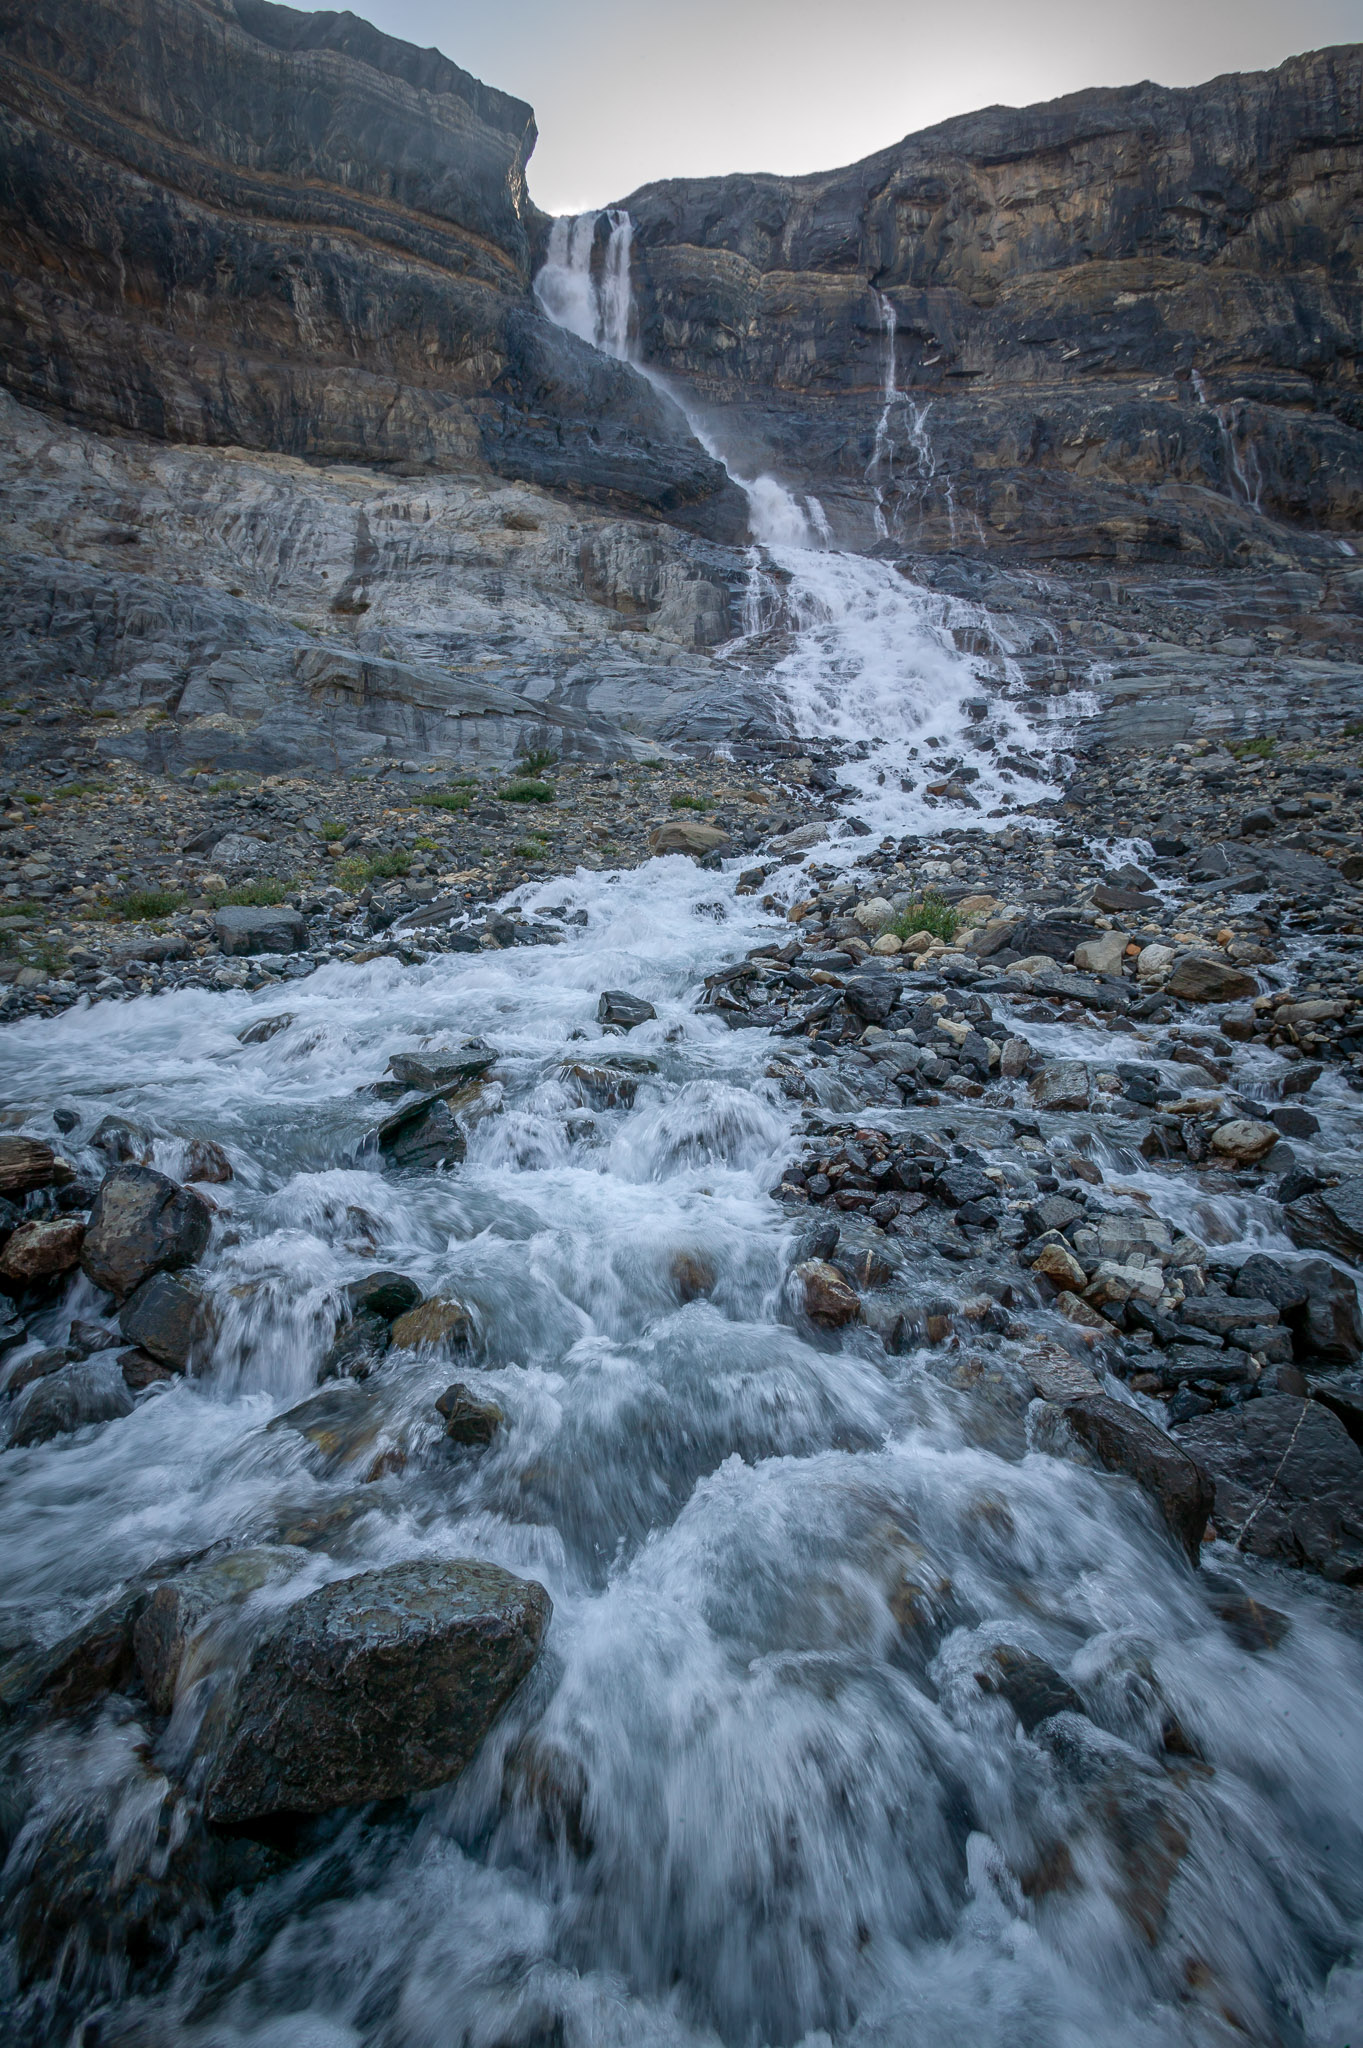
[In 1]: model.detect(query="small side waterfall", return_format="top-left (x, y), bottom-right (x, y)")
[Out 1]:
top-left (535, 209), bottom-right (635, 360)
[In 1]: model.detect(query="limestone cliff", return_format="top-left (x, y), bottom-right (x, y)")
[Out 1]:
top-left (619, 47), bottom-right (1363, 559)
top-left (0, 0), bottom-right (744, 537)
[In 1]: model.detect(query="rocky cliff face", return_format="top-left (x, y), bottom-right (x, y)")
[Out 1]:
top-left (0, 0), bottom-right (744, 538)
top-left (620, 47), bottom-right (1363, 560)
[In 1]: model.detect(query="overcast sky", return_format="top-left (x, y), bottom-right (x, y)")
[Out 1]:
top-left (333, 0), bottom-right (1363, 214)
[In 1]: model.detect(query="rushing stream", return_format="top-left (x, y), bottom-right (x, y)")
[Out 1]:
top-left (0, 216), bottom-right (1361, 2048)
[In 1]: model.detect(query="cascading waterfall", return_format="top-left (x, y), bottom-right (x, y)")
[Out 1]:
top-left (1, 206), bottom-right (1362, 2048)
top-left (1192, 372), bottom-right (1266, 514)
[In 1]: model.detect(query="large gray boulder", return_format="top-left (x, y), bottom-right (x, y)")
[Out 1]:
top-left (199, 1558), bottom-right (551, 1822)
top-left (80, 1165), bottom-right (211, 1302)
top-left (1177, 1395), bottom-right (1363, 1580)
top-left (213, 905), bottom-right (306, 956)
top-left (1046, 1394), bottom-right (1213, 1564)
top-left (1285, 1179), bottom-right (1363, 1264)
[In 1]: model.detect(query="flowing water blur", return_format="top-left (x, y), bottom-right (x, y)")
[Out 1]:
top-left (0, 219), bottom-right (1360, 2048)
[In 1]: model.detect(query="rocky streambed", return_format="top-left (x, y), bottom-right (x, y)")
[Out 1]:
top-left (1, 684), bottom-right (1363, 2043)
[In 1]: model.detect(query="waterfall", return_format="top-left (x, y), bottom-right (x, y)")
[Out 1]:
top-left (534, 213), bottom-right (1074, 838)
top-left (1192, 373), bottom-right (1265, 513)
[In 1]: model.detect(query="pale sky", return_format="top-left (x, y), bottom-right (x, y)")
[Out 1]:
top-left (316, 0), bottom-right (1363, 214)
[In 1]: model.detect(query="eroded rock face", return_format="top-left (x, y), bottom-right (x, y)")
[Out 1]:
top-left (199, 1557), bottom-right (551, 1821)
top-left (620, 47), bottom-right (1363, 559)
top-left (0, 0), bottom-right (742, 540)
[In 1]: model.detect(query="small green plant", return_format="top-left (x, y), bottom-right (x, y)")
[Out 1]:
top-left (0, 900), bottom-right (48, 920)
top-left (31, 940), bottom-right (68, 974)
top-left (205, 879), bottom-right (290, 908)
top-left (515, 837), bottom-right (550, 858)
top-left (319, 819), bottom-right (347, 842)
top-left (412, 788), bottom-right (471, 813)
top-left (18, 792), bottom-right (42, 807)
top-left (500, 779), bottom-right (555, 804)
top-left (670, 793), bottom-right (709, 811)
top-left (1229, 736), bottom-right (1276, 760)
top-left (205, 777), bottom-right (242, 794)
top-left (516, 748), bottom-right (560, 775)
top-left (888, 892), bottom-right (959, 945)
top-left (413, 836), bottom-right (438, 852)
top-left (52, 780), bottom-right (111, 800)
top-left (337, 850), bottom-right (411, 889)
top-left (107, 888), bottom-right (188, 920)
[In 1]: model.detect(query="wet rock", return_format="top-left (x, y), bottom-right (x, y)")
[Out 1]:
top-left (387, 1039), bottom-right (498, 1092)
top-left (976, 1644), bottom-right (1085, 1732)
top-left (648, 819), bottom-right (733, 858)
top-left (6, 1354), bottom-right (134, 1447)
top-left (1030, 1062), bottom-right (1090, 1111)
top-left (1209, 1119), bottom-right (1279, 1165)
top-left (346, 1270), bottom-right (424, 1321)
top-left (1085, 1260), bottom-right (1163, 1309)
top-left (199, 1558), bottom-right (551, 1823)
top-left (1013, 918), bottom-right (1091, 961)
top-left (1032, 1242), bottom-right (1088, 1290)
top-left (0, 1135), bottom-right (71, 1197)
top-left (0, 1585), bottom-right (145, 1719)
top-left (119, 1346), bottom-right (177, 1391)
top-left (319, 1308), bottom-right (392, 1382)
top-left (117, 1271), bottom-right (214, 1372)
top-left (1049, 1395), bottom-right (1213, 1564)
top-left (213, 905), bottom-right (307, 956)
top-left (792, 1258), bottom-right (861, 1327)
top-left (0, 1216), bottom-right (85, 1288)
top-left (90, 1115), bottom-right (153, 1165)
top-left (437, 1381), bottom-right (504, 1446)
top-left (1179, 1292), bottom-right (1278, 1337)
top-left (183, 1137), bottom-right (234, 1184)
top-left (559, 1061), bottom-right (639, 1109)
top-left (1284, 1178), bottom-right (1363, 1263)
top-left (80, 1164), bottom-right (212, 1302)
top-left (1177, 1395), bottom-right (1363, 1580)
top-left (267, 1382), bottom-right (393, 1473)
top-left (597, 989), bottom-right (657, 1030)
top-left (376, 1093), bottom-right (468, 1172)
top-left (133, 1546), bottom-right (300, 1714)
top-left (1164, 954), bottom-right (1258, 1003)
top-left (671, 1251), bottom-right (716, 1300)
top-left (390, 1295), bottom-right (474, 1351)
top-left (237, 1011), bottom-right (294, 1045)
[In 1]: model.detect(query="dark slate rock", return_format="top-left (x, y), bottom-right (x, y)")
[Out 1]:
top-left (975, 1644), bottom-right (1084, 1732)
top-left (213, 905), bottom-right (307, 956)
top-left (436, 1381), bottom-right (504, 1446)
top-left (200, 1558), bottom-right (551, 1822)
top-left (1012, 918), bottom-right (1092, 961)
top-left (843, 974), bottom-right (898, 1025)
top-left (1176, 1395), bottom-right (1363, 1580)
top-left (319, 1308), bottom-right (392, 1382)
top-left (0, 1585), bottom-right (145, 1720)
top-left (376, 1093), bottom-right (467, 1172)
top-left (1179, 1293), bottom-right (1279, 1337)
top-left (346, 1271), bottom-right (424, 1321)
top-left (133, 1547), bottom-right (300, 1714)
top-left (1055, 1394), bottom-right (1213, 1563)
top-left (386, 1040), bottom-right (497, 1092)
top-left (80, 1164), bottom-right (211, 1302)
top-left (1285, 1178), bottom-right (1363, 1263)
top-left (117, 1271), bottom-right (213, 1371)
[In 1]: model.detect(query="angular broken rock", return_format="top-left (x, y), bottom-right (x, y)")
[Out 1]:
top-left (133, 1546), bottom-right (300, 1715)
top-left (437, 1382), bottom-right (504, 1446)
top-left (386, 1040), bottom-right (497, 1092)
top-left (1032, 1242), bottom-right (1088, 1291)
top-left (1049, 1394), bottom-right (1213, 1563)
top-left (199, 1558), bottom-right (551, 1822)
top-left (0, 1217), bottom-right (85, 1288)
top-left (319, 1307), bottom-right (392, 1382)
top-left (0, 1136), bottom-right (72, 1198)
top-left (117, 1271), bottom-right (214, 1372)
top-left (346, 1270), bottom-right (424, 1321)
top-left (1073, 931), bottom-right (1129, 977)
top-left (1164, 954), bottom-right (1258, 1004)
top-left (647, 820), bottom-right (732, 858)
top-left (792, 1259), bottom-right (861, 1327)
top-left (213, 905), bottom-right (307, 957)
top-left (1284, 1177), bottom-right (1363, 1263)
top-left (1030, 1062), bottom-right (1090, 1112)
top-left (80, 1165), bottom-right (212, 1302)
top-left (1177, 1395), bottom-right (1363, 1580)
top-left (377, 1093), bottom-right (467, 1172)
top-left (596, 989), bottom-right (657, 1031)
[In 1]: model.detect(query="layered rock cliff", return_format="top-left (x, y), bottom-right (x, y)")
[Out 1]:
top-left (0, 0), bottom-right (744, 537)
top-left (619, 47), bottom-right (1363, 559)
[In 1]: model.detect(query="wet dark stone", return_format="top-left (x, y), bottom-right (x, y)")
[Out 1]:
top-left (0, 1136), bottom-right (71, 1198)
top-left (976, 1644), bottom-right (1085, 1731)
top-left (237, 1012), bottom-right (294, 1045)
top-left (596, 990), bottom-right (656, 1031)
top-left (386, 1039), bottom-right (497, 1091)
top-left (1271, 1104), bottom-right (1319, 1139)
top-left (1285, 1177), bottom-right (1363, 1263)
top-left (199, 1558), bottom-right (551, 1823)
top-left (1012, 918), bottom-right (1092, 961)
top-left (376, 1093), bottom-right (467, 1172)
top-left (1055, 1394), bottom-right (1214, 1564)
top-left (1177, 1395), bottom-right (1363, 1581)
top-left (1234, 1253), bottom-right (1362, 1365)
top-left (0, 1586), bottom-right (146, 1719)
top-left (319, 1308), bottom-right (393, 1382)
top-left (80, 1165), bottom-right (212, 1303)
top-left (346, 1270), bottom-right (424, 1321)
top-left (6, 1354), bottom-right (135, 1447)
top-left (117, 1271), bottom-right (213, 1371)
top-left (1179, 1293), bottom-right (1278, 1337)
top-left (436, 1381), bottom-right (504, 1446)
top-left (843, 974), bottom-right (898, 1025)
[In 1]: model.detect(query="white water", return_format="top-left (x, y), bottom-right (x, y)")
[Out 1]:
top-left (0, 214), bottom-right (1361, 2048)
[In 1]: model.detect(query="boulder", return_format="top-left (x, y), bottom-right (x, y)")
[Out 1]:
top-left (1073, 931), bottom-right (1129, 977)
top-left (199, 1558), bottom-right (551, 1822)
top-left (376, 1094), bottom-right (467, 1172)
top-left (1011, 918), bottom-right (1092, 961)
top-left (1209, 1119), bottom-right (1279, 1165)
top-left (1285, 1178), bottom-right (1363, 1263)
top-left (319, 1307), bottom-right (392, 1381)
top-left (6, 1355), bottom-right (134, 1448)
top-left (80, 1165), bottom-right (211, 1302)
top-left (1032, 1242), bottom-right (1088, 1291)
top-left (0, 1218), bottom-right (85, 1288)
top-left (0, 1586), bottom-right (145, 1719)
top-left (1052, 1394), bottom-right (1213, 1563)
top-left (386, 1040), bottom-right (497, 1092)
top-left (792, 1259), bottom-right (861, 1327)
top-left (1164, 954), bottom-right (1258, 1003)
top-left (853, 897), bottom-right (894, 932)
top-left (213, 905), bottom-right (307, 956)
top-left (597, 990), bottom-right (657, 1031)
top-left (390, 1296), bottom-right (474, 1351)
top-left (1084, 1261), bottom-right (1163, 1309)
top-left (1136, 944), bottom-right (1176, 983)
top-left (0, 1136), bottom-right (71, 1197)
top-left (117, 1271), bottom-right (214, 1371)
top-left (1177, 1396), bottom-right (1363, 1579)
top-left (1235, 1254), bottom-right (1362, 1366)
top-left (975, 1644), bottom-right (1084, 1731)
top-left (1030, 1062), bottom-right (1090, 1112)
top-left (437, 1382), bottom-right (504, 1446)
top-left (647, 821), bottom-right (732, 858)
top-left (346, 1271), bottom-right (424, 1320)
top-left (843, 973), bottom-right (898, 1025)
